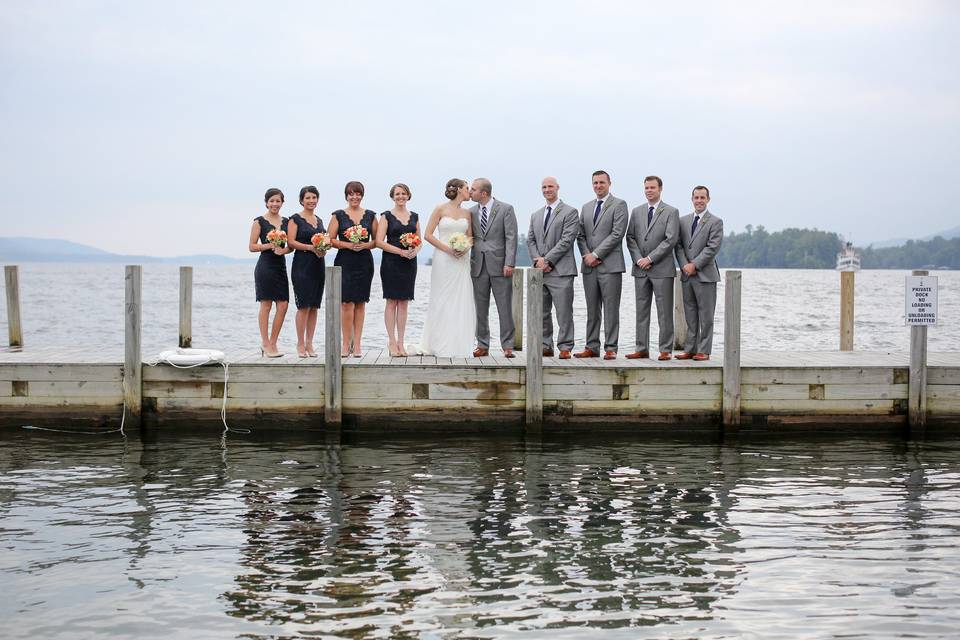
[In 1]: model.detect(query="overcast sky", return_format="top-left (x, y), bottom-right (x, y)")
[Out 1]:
top-left (2, 1), bottom-right (958, 257)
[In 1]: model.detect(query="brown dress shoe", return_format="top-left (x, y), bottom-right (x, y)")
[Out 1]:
top-left (658, 352), bottom-right (672, 361)
top-left (603, 350), bottom-right (617, 360)
top-left (674, 352), bottom-right (693, 360)
top-left (542, 348), bottom-right (555, 357)
top-left (472, 347), bottom-right (489, 357)
top-left (503, 349), bottom-right (515, 358)
top-left (574, 348), bottom-right (599, 358)
top-left (692, 353), bottom-right (710, 361)
top-left (625, 351), bottom-right (649, 359)
top-left (558, 350), bottom-right (571, 359)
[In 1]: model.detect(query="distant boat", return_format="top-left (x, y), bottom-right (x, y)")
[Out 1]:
top-left (836, 241), bottom-right (861, 272)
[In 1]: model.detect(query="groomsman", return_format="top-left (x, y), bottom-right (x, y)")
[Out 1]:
top-left (469, 178), bottom-right (518, 358)
top-left (625, 176), bottom-right (680, 361)
top-left (527, 176), bottom-right (579, 359)
top-left (674, 185), bottom-right (723, 361)
top-left (575, 170), bottom-right (628, 360)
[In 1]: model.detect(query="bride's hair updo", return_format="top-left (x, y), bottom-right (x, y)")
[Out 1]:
top-left (444, 178), bottom-right (466, 200)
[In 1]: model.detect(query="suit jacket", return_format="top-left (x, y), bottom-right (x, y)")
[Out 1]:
top-left (675, 209), bottom-right (723, 283)
top-left (626, 201), bottom-right (680, 278)
top-left (576, 195), bottom-right (628, 274)
top-left (470, 198), bottom-right (518, 278)
top-left (527, 200), bottom-right (579, 278)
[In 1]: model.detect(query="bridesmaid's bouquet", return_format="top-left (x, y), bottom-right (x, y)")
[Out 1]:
top-left (400, 233), bottom-right (422, 249)
top-left (311, 232), bottom-right (332, 251)
top-left (344, 225), bottom-right (369, 244)
top-left (266, 228), bottom-right (287, 248)
top-left (448, 232), bottom-right (472, 253)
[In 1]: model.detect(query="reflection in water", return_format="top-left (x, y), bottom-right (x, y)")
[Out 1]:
top-left (1, 431), bottom-right (960, 639)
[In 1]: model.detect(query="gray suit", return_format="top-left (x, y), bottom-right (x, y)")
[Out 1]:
top-left (527, 200), bottom-right (579, 352)
top-left (470, 198), bottom-right (518, 349)
top-left (626, 201), bottom-right (680, 353)
top-left (576, 195), bottom-right (628, 353)
top-left (674, 209), bottom-right (723, 354)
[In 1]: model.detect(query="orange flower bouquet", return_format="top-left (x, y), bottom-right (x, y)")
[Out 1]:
top-left (345, 225), bottom-right (369, 244)
top-left (266, 228), bottom-right (287, 248)
top-left (399, 232), bottom-right (422, 249)
top-left (311, 232), bottom-right (332, 251)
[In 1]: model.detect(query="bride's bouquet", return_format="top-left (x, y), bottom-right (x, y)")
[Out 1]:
top-left (448, 232), bottom-right (471, 253)
top-left (344, 225), bottom-right (369, 244)
top-left (311, 232), bottom-right (332, 251)
top-left (400, 232), bottom-right (421, 249)
top-left (266, 228), bottom-right (287, 248)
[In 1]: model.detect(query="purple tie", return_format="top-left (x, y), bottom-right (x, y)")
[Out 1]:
top-left (593, 200), bottom-right (603, 225)
top-left (692, 215), bottom-right (701, 236)
top-left (647, 206), bottom-right (654, 226)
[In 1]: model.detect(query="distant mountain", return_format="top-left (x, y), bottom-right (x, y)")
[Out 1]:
top-left (0, 237), bottom-right (251, 264)
top-left (867, 225), bottom-right (960, 249)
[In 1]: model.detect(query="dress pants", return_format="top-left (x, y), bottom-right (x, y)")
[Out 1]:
top-left (681, 279), bottom-right (717, 354)
top-left (582, 270), bottom-right (621, 353)
top-left (473, 270), bottom-right (515, 349)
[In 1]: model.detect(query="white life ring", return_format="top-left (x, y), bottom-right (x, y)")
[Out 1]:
top-left (156, 348), bottom-right (226, 366)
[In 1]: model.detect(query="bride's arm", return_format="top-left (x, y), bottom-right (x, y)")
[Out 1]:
top-left (425, 207), bottom-right (455, 256)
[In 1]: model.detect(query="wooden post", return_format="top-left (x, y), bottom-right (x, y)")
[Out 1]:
top-left (512, 268), bottom-right (524, 351)
top-left (673, 271), bottom-right (686, 351)
top-left (179, 266), bottom-right (193, 348)
top-left (722, 270), bottom-right (742, 426)
top-left (840, 270), bottom-right (855, 351)
top-left (123, 265), bottom-right (142, 427)
top-left (4, 265), bottom-right (22, 349)
top-left (909, 269), bottom-right (928, 430)
top-left (324, 266), bottom-right (342, 425)
top-left (525, 268), bottom-right (543, 429)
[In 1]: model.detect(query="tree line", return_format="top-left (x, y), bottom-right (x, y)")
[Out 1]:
top-left (510, 227), bottom-right (959, 269)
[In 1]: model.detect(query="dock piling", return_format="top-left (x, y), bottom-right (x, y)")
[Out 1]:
top-left (909, 270), bottom-right (928, 430)
top-left (123, 265), bottom-right (142, 427)
top-left (722, 270), bottom-right (742, 426)
top-left (4, 265), bottom-right (22, 349)
top-left (673, 270), bottom-right (686, 350)
top-left (179, 266), bottom-right (193, 348)
top-left (324, 266), bottom-right (342, 425)
top-left (512, 268), bottom-right (525, 351)
top-left (525, 267), bottom-right (543, 429)
top-left (840, 270), bottom-right (855, 351)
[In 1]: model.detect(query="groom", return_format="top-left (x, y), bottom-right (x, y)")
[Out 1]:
top-left (469, 178), bottom-right (518, 358)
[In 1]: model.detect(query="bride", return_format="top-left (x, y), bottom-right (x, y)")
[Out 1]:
top-left (418, 178), bottom-right (476, 357)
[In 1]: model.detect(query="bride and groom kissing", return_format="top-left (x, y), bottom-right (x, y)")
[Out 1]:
top-left (419, 177), bottom-right (518, 358)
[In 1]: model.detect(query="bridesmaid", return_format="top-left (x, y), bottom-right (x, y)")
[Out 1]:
top-left (248, 187), bottom-right (290, 357)
top-left (328, 181), bottom-right (377, 357)
top-left (375, 183), bottom-right (420, 356)
top-left (286, 185), bottom-right (327, 358)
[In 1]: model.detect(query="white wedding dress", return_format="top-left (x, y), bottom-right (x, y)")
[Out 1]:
top-left (419, 217), bottom-right (476, 357)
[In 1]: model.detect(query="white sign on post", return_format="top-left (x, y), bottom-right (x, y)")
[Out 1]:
top-left (905, 275), bottom-right (938, 326)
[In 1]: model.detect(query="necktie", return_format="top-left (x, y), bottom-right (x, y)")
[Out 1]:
top-left (480, 206), bottom-right (488, 235)
top-left (543, 206), bottom-right (552, 233)
top-left (647, 205), bottom-right (654, 227)
top-left (691, 215), bottom-right (701, 236)
top-left (593, 200), bottom-right (603, 225)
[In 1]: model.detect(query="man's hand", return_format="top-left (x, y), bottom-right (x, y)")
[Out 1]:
top-left (584, 254), bottom-right (601, 268)
top-left (503, 266), bottom-right (515, 278)
top-left (637, 257), bottom-right (653, 270)
top-left (543, 264), bottom-right (553, 273)
top-left (533, 257), bottom-right (546, 270)
top-left (682, 262), bottom-right (697, 276)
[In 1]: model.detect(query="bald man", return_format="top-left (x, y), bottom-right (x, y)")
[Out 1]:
top-left (527, 177), bottom-right (579, 358)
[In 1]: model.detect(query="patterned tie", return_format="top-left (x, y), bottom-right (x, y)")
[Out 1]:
top-left (691, 215), bottom-right (701, 237)
top-left (593, 200), bottom-right (603, 225)
top-left (647, 205), bottom-right (654, 227)
top-left (543, 206), bottom-right (552, 233)
top-left (480, 205), bottom-right (488, 235)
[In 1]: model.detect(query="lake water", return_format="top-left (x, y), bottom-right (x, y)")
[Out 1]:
top-left (1, 264), bottom-right (958, 356)
top-left (2, 430), bottom-right (960, 638)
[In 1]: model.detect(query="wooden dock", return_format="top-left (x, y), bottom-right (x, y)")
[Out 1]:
top-left (2, 265), bottom-right (958, 431)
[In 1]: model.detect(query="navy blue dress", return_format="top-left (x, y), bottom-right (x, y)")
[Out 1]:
top-left (290, 213), bottom-right (326, 309)
top-left (332, 209), bottom-right (375, 304)
top-left (379, 210), bottom-right (418, 300)
top-left (254, 216), bottom-right (289, 302)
